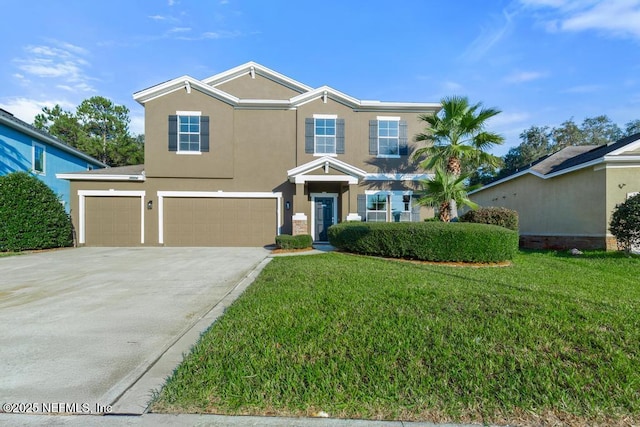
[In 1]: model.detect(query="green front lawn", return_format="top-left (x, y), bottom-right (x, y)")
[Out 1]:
top-left (151, 251), bottom-right (640, 426)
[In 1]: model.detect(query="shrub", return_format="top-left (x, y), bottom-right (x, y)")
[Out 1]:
top-left (459, 207), bottom-right (519, 231)
top-left (609, 194), bottom-right (640, 254)
top-left (275, 234), bottom-right (313, 250)
top-left (328, 222), bottom-right (518, 263)
top-left (0, 172), bottom-right (73, 252)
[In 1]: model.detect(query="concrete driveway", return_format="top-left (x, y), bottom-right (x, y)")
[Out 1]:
top-left (0, 247), bottom-right (270, 415)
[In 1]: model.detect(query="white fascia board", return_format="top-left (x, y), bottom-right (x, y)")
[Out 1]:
top-left (365, 173), bottom-right (433, 181)
top-left (603, 155), bottom-right (640, 162)
top-left (133, 76), bottom-right (239, 106)
top-left (607, 137), bottom-right (640, 156)
top-left (78, 190), bottom-right (145, 196)
top-left (290, 86), bottom-right (360, 108)
top-left (57, 173), bottom-right (145, 181)
top-left (157, 191), bottom-right (282, 198)
top-left (469, 158), bottom-right (606, 195)
top-left (293, 175), bottom-right (359, 185)
top-left (203, 61), bottom-right (313, 93)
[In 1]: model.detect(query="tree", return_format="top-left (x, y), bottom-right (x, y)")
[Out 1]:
top-left (33, 97), bottom-right (143, 167)
top-left (413, 96), bottom-right (504, 218)
top-left (502, 126), bottom-right (552, 172)
top-left (0, 172), bottom-right (73, 251)
top-left (623, 120), bottom-right (640, 137)
top-left (414, 96), bottom-right (504, 177)
top-left (417, 168), bottom-right (479, 222)
top-left (609, 193), bottom-right (640, 255)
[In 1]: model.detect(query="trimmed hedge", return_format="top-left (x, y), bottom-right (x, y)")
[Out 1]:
top-left (275, 234), bottom-right (313, 250)
top-left (459, 207), bottom-right (519, 231)
top-left (0, 172), bottom-right (73, 252)
top-left (328, 222), bottom-right (518, 263)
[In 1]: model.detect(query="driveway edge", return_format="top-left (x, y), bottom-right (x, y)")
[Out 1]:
top-left (109, 256), bottom-right (273, 415)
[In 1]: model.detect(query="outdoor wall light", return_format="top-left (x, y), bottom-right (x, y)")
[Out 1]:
top-left (285, 201), bottom-right (291, 210)
top-left (147, 200), bottom-right (153, 210)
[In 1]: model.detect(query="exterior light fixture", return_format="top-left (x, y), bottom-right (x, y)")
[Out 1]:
top-left (147, 200), bottom-right (153, 210)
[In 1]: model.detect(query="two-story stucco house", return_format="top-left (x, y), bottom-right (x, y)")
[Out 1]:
top-left (62, 62), bottom-right (440, 246)
top-left (0, 108), bottom-right (106, 211)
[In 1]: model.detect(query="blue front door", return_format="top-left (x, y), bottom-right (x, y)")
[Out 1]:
top-left (314, 197), bottom-right (334, 241)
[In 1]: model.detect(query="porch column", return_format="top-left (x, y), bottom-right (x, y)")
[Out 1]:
top-left (346, 183), bottom-right (362, 221)
top-left (292, 183), bottom-right (309, 235)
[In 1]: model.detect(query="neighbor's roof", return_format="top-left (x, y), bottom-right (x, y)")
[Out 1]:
top-left (56, 164), bottom-right (145, 181)
top-left (0, 108), bottom-right (106, 167)
top-left (473, 132), bottom-right (640, 193)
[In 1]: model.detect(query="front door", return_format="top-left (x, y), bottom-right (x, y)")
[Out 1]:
top-left (314, 197), bottom-right (334, 241)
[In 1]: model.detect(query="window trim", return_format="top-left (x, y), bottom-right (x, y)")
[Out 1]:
top-left (176, 110), bottom-right (202, 153)
top-left (313, 114), bottom-right (337, 156)
top-left (376, 116), bottom-right (401, 159)
top-left (365, 190), bottom-right (414, 222)
top-left (32, 142), bottom-right (46, 175)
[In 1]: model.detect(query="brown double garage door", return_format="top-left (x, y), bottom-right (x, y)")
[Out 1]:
top-left (84, 196), bottom-right (277, 247)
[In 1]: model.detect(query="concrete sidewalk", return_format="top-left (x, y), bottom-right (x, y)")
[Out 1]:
top-left (0, 413), bottom-right (482, 426)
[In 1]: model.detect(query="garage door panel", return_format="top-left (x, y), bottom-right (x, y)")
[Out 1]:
top-left (164, 198), bottom-right (276, 246)
top-left (85, 197), bottom-right (141, 246)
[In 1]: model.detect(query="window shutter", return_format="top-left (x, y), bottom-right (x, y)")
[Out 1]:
top-left (200, 116), bottom-right (210, 152)
top-left (336, 119), bottom-right (345, 154)
top-left (168, 115), bottom-right (178, 152)
top-left (411, 201), bottom-right (421, 222)
top-left (357, 194), bottom-right (366, 221)
top-left (305, 118), bottom-right (314, 153)
top-left (369, 120), bottom-right (378, 155)
top-left (399, 120), bottom-right (408, 155)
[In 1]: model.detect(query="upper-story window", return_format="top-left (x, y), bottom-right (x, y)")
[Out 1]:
top-left (305, 116), bottom-right (344, 156)
top-left (377, 117), bottom-right (400, 157)
top-left (179, 115), bottom-right (200, 152)
top-left (315, 115), bottom-right (336, 155)
top-left (369, 118), bottom-right (408, 157)
top-left (168, 111), bottom-right (210, 154)
top-left (32, 142), bottom-right (45, 174)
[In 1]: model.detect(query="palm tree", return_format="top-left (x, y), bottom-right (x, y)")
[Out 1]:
top-left (413, 96), bottom-right (504, 177)
top-left (418, 168), bottom-right (479, 222)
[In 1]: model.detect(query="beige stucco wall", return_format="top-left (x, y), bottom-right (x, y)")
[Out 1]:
top-left (295, 97), bottom-right (424, 174)
top-left (214, 73), bottom-right (303, 99)
top-left (144, 88), bottom-right (235, 179)
top-left (605, 166), bottom-right (640, 232)
top-left (470, 167), bottom-right (607, 236)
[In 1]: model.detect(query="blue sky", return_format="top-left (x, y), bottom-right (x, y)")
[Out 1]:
top-left (1, 0), bottom-right (639, 156)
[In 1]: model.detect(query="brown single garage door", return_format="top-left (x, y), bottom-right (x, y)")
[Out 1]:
top-left (85, 197), bottom-right (141, 246)
top-left (163, 198), bottom-right (277, 246)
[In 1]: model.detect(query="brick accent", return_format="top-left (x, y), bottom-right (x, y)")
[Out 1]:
top-left (292, 213), bottom-right (308, 236)
top-left (519, 235), bottom-right (609, 250)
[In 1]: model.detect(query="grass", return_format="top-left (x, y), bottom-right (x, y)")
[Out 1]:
top-left (151, 251), bottom-right (640, 426)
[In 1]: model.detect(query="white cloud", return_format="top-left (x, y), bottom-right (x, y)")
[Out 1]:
top-left (505, 70), bottom-right (548, 83)
top-left (488, 111), bottom-right (532, 128)
top-left (169, 27), bottom-right (191, 33)
top-left (562, 84), bottom-right (603, 93)
top-left (149, 15), bottom-right (167, 20)
top-left (462, 9), bottom-right (515, 62)
top-left (0, 97), bottom-right (75, 124)
top-left (442, 81), bottom-right (464, 91)
top-left (12, 40), bottom-right (97, 93)
top-left (520, 0), bottom-right (640, 40)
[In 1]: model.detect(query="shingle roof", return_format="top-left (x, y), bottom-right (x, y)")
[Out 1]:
top-left (0, 108), bottom-right (106, 167)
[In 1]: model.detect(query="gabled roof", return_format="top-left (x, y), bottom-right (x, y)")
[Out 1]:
top-left (133, 62), bottom-right (441, 113)
top-left (287, 156), bottom-right (367, 185)
top-left (473, 133), bottom-right (640, 193)
top-left (0, 109), bottom-right (106, 168)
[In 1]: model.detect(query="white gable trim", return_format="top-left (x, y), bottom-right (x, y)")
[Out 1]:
top-left (287, 156), bottom-right (367, 184)
top-left (203, 61), bottom-right (313, 93)
top-left (607, 136), bottom-right (640, 156)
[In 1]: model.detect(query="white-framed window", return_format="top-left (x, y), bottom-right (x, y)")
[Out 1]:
top-left (377, 117), bottom-right (400, 157)
top-left (178, 114), bottom-right (201, 152)
top-left (366, 191), bottom-right (413, 222)
top-left (314, 114), bottom-right (336, 155)
top-left (366, 193), bottom-right (387, 222)
top-left (32, 142), bottom-right (45, 174)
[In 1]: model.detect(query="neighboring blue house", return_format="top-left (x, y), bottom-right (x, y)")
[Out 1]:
top-left (0, 108), bottom-right (106, 211)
